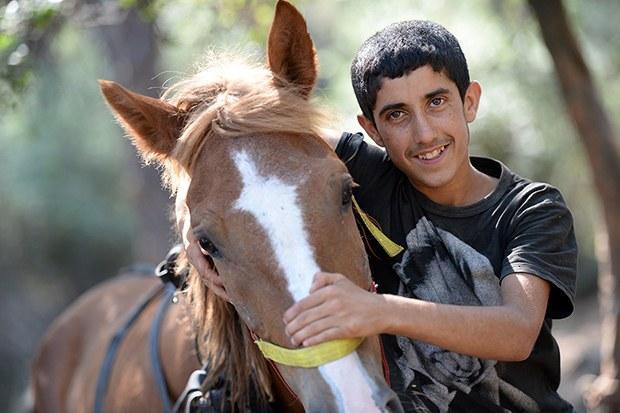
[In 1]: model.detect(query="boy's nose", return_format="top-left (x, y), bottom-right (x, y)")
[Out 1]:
top-left (410, 114), bottom-right (438, 147)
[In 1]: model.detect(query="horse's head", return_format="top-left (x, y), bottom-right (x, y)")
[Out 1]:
top-left (99, 1), bottom-right (403, 412)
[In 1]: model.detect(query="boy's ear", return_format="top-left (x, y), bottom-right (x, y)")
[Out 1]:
top-left (99, 80), bottom-right (184, 162)
top-left (463, 81), bottom-right (482, 123)
top-left (357, 114), bottom-right (384, 147)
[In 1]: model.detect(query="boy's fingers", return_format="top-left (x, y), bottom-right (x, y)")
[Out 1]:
top-left (290, 319), bottom-right (339, 347)
top-left (285, 301), bottom-right (333, 337)
top-left (310, 272), bottom-right (343, 293)
top-left (283, 288), bottom-right (330, 323)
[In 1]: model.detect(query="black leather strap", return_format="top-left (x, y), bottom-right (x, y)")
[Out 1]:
top-left (150, 281), bottom-right (177, 413)
top-left (93, 282), bottom-right (164, 413)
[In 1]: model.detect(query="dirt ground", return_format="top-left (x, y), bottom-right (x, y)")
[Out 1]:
top-left (556, 293), bottom-right (602, 412)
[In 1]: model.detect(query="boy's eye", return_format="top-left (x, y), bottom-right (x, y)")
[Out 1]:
top-left (387, 110), bottom-right (406, 121)
top-left (430, 97), bottom-right (445, 107)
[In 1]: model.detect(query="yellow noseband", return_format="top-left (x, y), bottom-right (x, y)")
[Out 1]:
top-left (255, 337), bottom-right (364, 368)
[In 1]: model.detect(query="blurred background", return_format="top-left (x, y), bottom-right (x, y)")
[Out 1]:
top-left (1, 0), bottom-right (618, 411)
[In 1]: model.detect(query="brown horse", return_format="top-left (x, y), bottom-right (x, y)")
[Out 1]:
top-left (31, 2), bottom-right (403, 412)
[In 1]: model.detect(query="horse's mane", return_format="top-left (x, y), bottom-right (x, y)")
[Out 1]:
top-left (162, 52), bottom-right (329, 185)
top-left (160, 53), bottom-right (330, 411)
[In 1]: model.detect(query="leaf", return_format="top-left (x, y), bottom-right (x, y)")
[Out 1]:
top-left (0, 33), bottom-right (16, 53)
top-left (32, 7), bottom-right (58, 29)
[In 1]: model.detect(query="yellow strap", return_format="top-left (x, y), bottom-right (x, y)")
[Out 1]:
top-left (352, 197), bottom-right (404, 258)
top-left (255, 337), bottom-right (363, 368)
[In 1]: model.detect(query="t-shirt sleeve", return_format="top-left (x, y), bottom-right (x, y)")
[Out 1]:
top-left (500, 184), bottom-right (577, 319)
top-left (335, 132), bottom-right (391, 197)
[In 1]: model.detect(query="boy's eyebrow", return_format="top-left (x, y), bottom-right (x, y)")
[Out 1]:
top-left (425, 87), bottom-right (450, 99)
top-left (377, 102), bottom-right (406, 117)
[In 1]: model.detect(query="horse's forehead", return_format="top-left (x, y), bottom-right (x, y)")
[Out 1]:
top-left (187, 134), bottom-right (335, 209)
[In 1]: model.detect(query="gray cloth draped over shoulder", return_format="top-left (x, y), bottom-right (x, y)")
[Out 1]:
top-left (392, 216), bottom-right (539, 413)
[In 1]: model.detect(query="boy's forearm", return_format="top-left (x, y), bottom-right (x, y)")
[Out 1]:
top-left (380, 295), bottom-right (534, 361)
top-left (379, 291), bottom-right (543, 362)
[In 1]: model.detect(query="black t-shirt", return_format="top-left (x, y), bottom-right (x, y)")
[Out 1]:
top-left (336, 132), bottom-right (577, 413)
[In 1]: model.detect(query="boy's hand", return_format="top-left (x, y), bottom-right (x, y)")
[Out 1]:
top-left (283, 272), bottom-right (386, 347)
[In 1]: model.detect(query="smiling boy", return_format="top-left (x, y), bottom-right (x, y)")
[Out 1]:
top-left (281, 20), bottom-right (577, 412)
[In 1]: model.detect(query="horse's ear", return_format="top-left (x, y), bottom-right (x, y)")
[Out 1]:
top-left (98, 80), bottom-right (183, 162)
top-left (267, 0), bottom-right (317, 97)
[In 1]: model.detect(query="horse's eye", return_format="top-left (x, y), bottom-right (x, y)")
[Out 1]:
top-left (342, 183), bottom-right (353, 207)
top-left (198, 237), bottom-right (221, 258)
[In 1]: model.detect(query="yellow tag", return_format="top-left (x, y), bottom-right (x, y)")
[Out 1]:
top-left (255, 337), bottom-right (364, 368)
top-left (352, 197), bottom-right (404, 257)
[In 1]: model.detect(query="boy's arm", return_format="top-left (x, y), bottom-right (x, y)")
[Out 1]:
top-left (320, 128), bottom-right (341, 150)
top-left (283, 271), bottom-right (550, 362)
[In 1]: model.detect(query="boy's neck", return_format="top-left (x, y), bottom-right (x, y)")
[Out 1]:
top-left (412, 163), bottom-right (499, 207)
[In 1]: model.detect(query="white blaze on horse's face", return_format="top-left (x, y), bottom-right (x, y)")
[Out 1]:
top-left (232, 149), bottom-right (319, 301)
top-left (232, 148), bottom-right (382, 413)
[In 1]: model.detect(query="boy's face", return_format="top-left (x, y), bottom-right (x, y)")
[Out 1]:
top-left (358, 65), bottom-right (481, 203)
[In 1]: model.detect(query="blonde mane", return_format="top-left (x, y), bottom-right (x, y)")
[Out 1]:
top-left (162, 53), bottom-right (330, 411)
top-left (161, 53), bottom-right (329, 189)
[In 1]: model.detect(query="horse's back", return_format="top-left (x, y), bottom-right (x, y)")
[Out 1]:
top-left (32, 274), bottom-right (168, 413)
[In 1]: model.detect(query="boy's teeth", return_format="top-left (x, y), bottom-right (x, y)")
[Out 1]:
top-left (417, 145), bottom-right (446, 160)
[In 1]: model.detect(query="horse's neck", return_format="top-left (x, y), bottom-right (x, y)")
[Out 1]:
top-left (161, 293), bottom-right (306, 412)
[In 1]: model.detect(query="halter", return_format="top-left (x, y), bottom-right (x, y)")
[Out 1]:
top-left (255, 337), bottom-right (364, 368)
top-left (352, 196), bottom-right (403, 258)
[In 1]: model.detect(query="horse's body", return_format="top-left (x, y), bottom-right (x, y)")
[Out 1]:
top-left (33, 275), bottom-right (198, 413)
top-left (32, 2), bottom-right (404, 412)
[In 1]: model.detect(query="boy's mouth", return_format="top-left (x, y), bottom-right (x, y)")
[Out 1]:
top-left (415, 144), bottom-right (448, 161)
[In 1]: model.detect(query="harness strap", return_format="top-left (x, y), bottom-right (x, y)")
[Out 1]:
top-left (93, 282), bottom-right (164, 413)
top-left (172, 367), bottom-right (207, 413)
top-left (265, 358), bottom-right (303, 411)
top-left (379, 335), bottom-right (391, 386)
top-left (352, 196), bottom-right (404, 257)
top-left (149, 281), bottom-right (177, 413)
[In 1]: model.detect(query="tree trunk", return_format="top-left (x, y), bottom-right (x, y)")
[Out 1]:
top-left (528, 1), bottom-right (620, 411)
top-left (94, 7), bottom-right (174, 265)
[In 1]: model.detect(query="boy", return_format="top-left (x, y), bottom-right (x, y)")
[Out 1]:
top-left (282, 20), bottom-right (577, 412)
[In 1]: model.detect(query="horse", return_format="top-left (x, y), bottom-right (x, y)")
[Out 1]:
top-left (31, 2), bottom-right (404, 412)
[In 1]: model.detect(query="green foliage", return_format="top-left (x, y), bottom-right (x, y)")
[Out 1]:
top-left (0, 24), bottom-right (134, 287)
top-left (0, 0), bottom-right (64, 108)
top-left (156, 0), bottom-right (276, 74)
